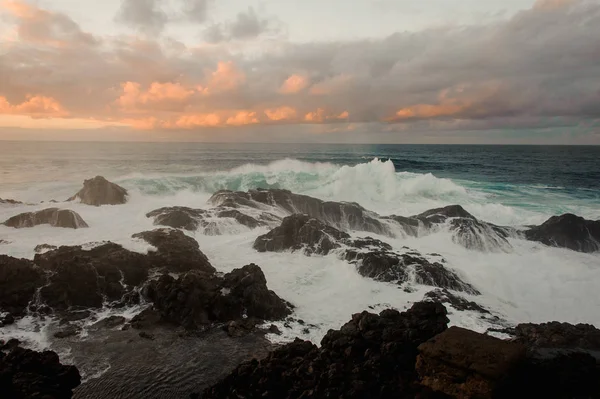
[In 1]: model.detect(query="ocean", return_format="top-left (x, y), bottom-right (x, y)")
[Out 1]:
top-left (1, 141), bottom-right (599, 373)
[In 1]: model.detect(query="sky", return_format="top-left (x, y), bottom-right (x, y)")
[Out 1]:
top-left (0, 0), bottom-right (599, 143)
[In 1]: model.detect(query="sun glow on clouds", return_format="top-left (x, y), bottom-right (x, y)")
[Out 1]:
top-left (0, 95), bottom-right (68, 117)
top-left (279, 75), bottom-right (309, 94)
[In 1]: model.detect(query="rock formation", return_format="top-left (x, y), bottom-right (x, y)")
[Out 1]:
top-left (0, 198), bottom-right (22, 205)
top-left (0, 339), bottom-right (81, 399)
top-left (525, 213), bottom-right (600, 253)
top-left (0, 255), bottom-right (45, 316)
top-left (68, 176), bottom-right (128, 206)
top-left (146, 206), bottom-right (267, 233)
top-left (3, 208), bottom-right (88, 229)
top-left (144, 264), bottom-right (292, 331)
top-left (254, 214), bottom-right (478, 294)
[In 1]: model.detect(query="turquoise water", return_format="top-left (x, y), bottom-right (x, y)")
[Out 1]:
top-left (1, 141), bottom-right (598, 224)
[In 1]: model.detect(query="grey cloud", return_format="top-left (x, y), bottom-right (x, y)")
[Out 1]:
top-left (204, 7), bottom-right (282, 43)
top-left (2, 0), bottom-right (600, 134)
top-left (115, 0), bottom-right (168, 35)
top-left (182, 0), bottom-right (212, 23)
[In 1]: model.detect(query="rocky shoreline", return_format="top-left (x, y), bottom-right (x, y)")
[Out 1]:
top-left (1, 177), bottom-right (599, 398)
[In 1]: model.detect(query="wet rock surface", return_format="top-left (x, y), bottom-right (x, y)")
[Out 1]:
top-left (201, 301), bottom-right (450, 399)
top-left (0, 339), bottom-right (81, 399)
top-left (146, 206), bottom-right (268, 234)
top-left (3, 208), bottom-right (89, 229)
top-left (511, 321), bottom-right (600, 350)
top-left (255, 215), bottom-right (478, 294)
top-left (0, 198), bottom-right (23, 205)
top-left (68, 176), bottom-right (128, 206)
top-left (132, 228), bottom-right (215, 274)
top-left (35, 243), bottom-right (58, 253)
top-left (145, 264), bottom-right (292, 330)
top-left (254, 214), bottom-right (350, 255)
top-left (0, 255), bottom-right (46, 316)
top-left (210, 188), bottom-right (391, 235)
top-left (424, 288), bottom-right (490, 314)
top-left (525, 213), bottom-right (600, 253)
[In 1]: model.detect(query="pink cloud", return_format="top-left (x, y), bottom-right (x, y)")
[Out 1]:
top-left (279, 74), bottom-right (309, 94)
top-left (0, 95), bottom-right (68, 118)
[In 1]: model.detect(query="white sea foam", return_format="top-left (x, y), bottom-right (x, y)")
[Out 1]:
top-left (1, 158), bottom-right (599, 351)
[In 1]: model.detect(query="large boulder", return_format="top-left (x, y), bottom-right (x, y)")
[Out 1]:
top-left (146, 207), bottom-right (206, 231)
top-left (133, 228), bottom-right (215, 273)
top-left (416, 327), bottom-right (527, 398)
top-left (0, 340), bottom-right (81, 398)
top-left (0, 256), bottom-right (46, 316)
top-left (144, 264), bottom-right (291, 330)
top-left (34, 243), bottom-right (151, 308)
top-left (253, 214), bottom-right (350, 255)
top-left (201, 301), bottom-right (449, 399)
top-left (511, 321), bottom-right (600, 350)
top-left (68, 176), bottom-right (128, 206)
top-left (3, 208), bottom-right (88, 229)
top-left (210, 189), bottom-right (391, 235)
top-left (525, 213), bottom-right (600, 253)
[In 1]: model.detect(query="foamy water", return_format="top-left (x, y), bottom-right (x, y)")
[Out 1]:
top-left (1, 157), bottom-right (599, 359)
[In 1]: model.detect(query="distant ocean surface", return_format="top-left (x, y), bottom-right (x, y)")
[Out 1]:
top-left (1, 142), bottom-right (599, 224)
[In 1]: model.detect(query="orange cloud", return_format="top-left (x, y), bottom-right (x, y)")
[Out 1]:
top-left (198, 61), bottom-right (246, 95)
top-left (117, 82), bottom-right (195, 112)
top-left (279, 74), bottom-right (309, 94)
top-left (226, 111), bottom-right (259, 126)
top-left (304, 108), bottom-right (350, 123)
top-left (0, 95), bottom-right (68, 118)
top-left (264, 106), bottom-right (298, 121)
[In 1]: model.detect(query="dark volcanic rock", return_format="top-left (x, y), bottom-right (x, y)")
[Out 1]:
top-left (0, 198), bottom-right (23, 205)
top-left (424, 288), bottom-right (489, 314)
top-left (414, 205), bottom-right (477, 224)
top-left (0, 340), bottom-right (81, 398)
top-left (416, 326), bottom-right (526, 398)
top-left (144, 264), bottom-right (291, 330)
top-left (0, 255), bottom-right (45, 316)
top-left (133, 228), bottom-right (215, 274)
top-left (91, 316), bottom-right (126, 330)
top-left (512, 321), bottom-right (600, 351)
top-left (254, 214), bottom-right (350, 255)
top-left (525, 213), bottom-right (600, 253)
top-left (34, 243), bottom-right (150, 309)
top-left (146, 207), bottom-right (206, 231)
top-left (54, 324), bottom-right (81, 339)
top-left (3, 208), bottom-right (88, 229)
top-left (202, 301), bottom-right (449, 399)
top-left (35, 244), bottom-right (58, 253)
top-left (68, 176), bottom-right (128, 206)
top-left (210, 188), bottom-right (391, 235)
top-left (216, 209), bottom-right (264, 229)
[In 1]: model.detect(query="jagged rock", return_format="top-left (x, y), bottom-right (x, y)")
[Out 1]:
top-left (210, 189), bottom-right (390, 235)
top-left (416, 326), bottom-right (526, 398)
top-left (130, 308), bottom-right (163, 330)
top-left (414, 205), bottom-right (477, 225)
top-left (525, 213), bottom-right (600, 253)
top-left (0, 255), bottom-right (46, 316)
top-left (511, 321), bottom-right (600, 350)
top-left (216, 209), bottom-right (264, 229)
top-left (54, 324), bottom-right (80, 339)
top-left (68, 176), bottom-right (128, 206)
top-left (424, 288), bottom-right (490, 314)
top-left (91, 316), bottom-right (126, 330)
top-left (34, 243), bottom-right (150, 308)
top-left (133, 228), bottom-right (215, 274)
top-left (201, 301), bottom-right (449, 399)
top-left (144, 264), bottom-right (292, 330)
top-left (0, 340), bottom-right (81, 398)
top-left (254, 214), bottom-right (350, 255)
top-left (146, 207), bottom-right (206, 231)
top-left (34, 243), bottom-right (58, 253)
top-left (3, 208), bottom-right (88, 229)
top-left (0, 313), bottom-right (15, 327)
top-left (0, 198), bottom-right (22, 205)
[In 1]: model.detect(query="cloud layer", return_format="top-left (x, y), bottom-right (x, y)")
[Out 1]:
top-left (0, 0), bottom-right (599, 138)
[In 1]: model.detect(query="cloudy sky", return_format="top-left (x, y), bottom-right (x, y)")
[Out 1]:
top-left (0, 0), bottom-right (599, 143)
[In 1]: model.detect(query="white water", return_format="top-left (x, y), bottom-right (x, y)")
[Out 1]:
top-left (1, 158), bottom-right (599, 354)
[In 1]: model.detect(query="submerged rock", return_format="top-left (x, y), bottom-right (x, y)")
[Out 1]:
top-left (35, 244), bottom-right (58, 253)
top-left (145, 264), bottom-right (292, 330)
top-left (525, 213), bottom-right (600, 253)
top-left (201, 302), bottom-right (449, 399)
top-left (0, 198), bottom-right (23, 205)
top-left (3, 208), bottom-right (88, 229)
top-left (254, 214), bottom-right (350, 255)
top-left (424, 288), bottom-right (489, 314)
top-left (0, 340), bottom-right (81, 398)
top-left (0, 255), bottom-right (45, 316)
top-left (68, 176), bottom-right (128, 206)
